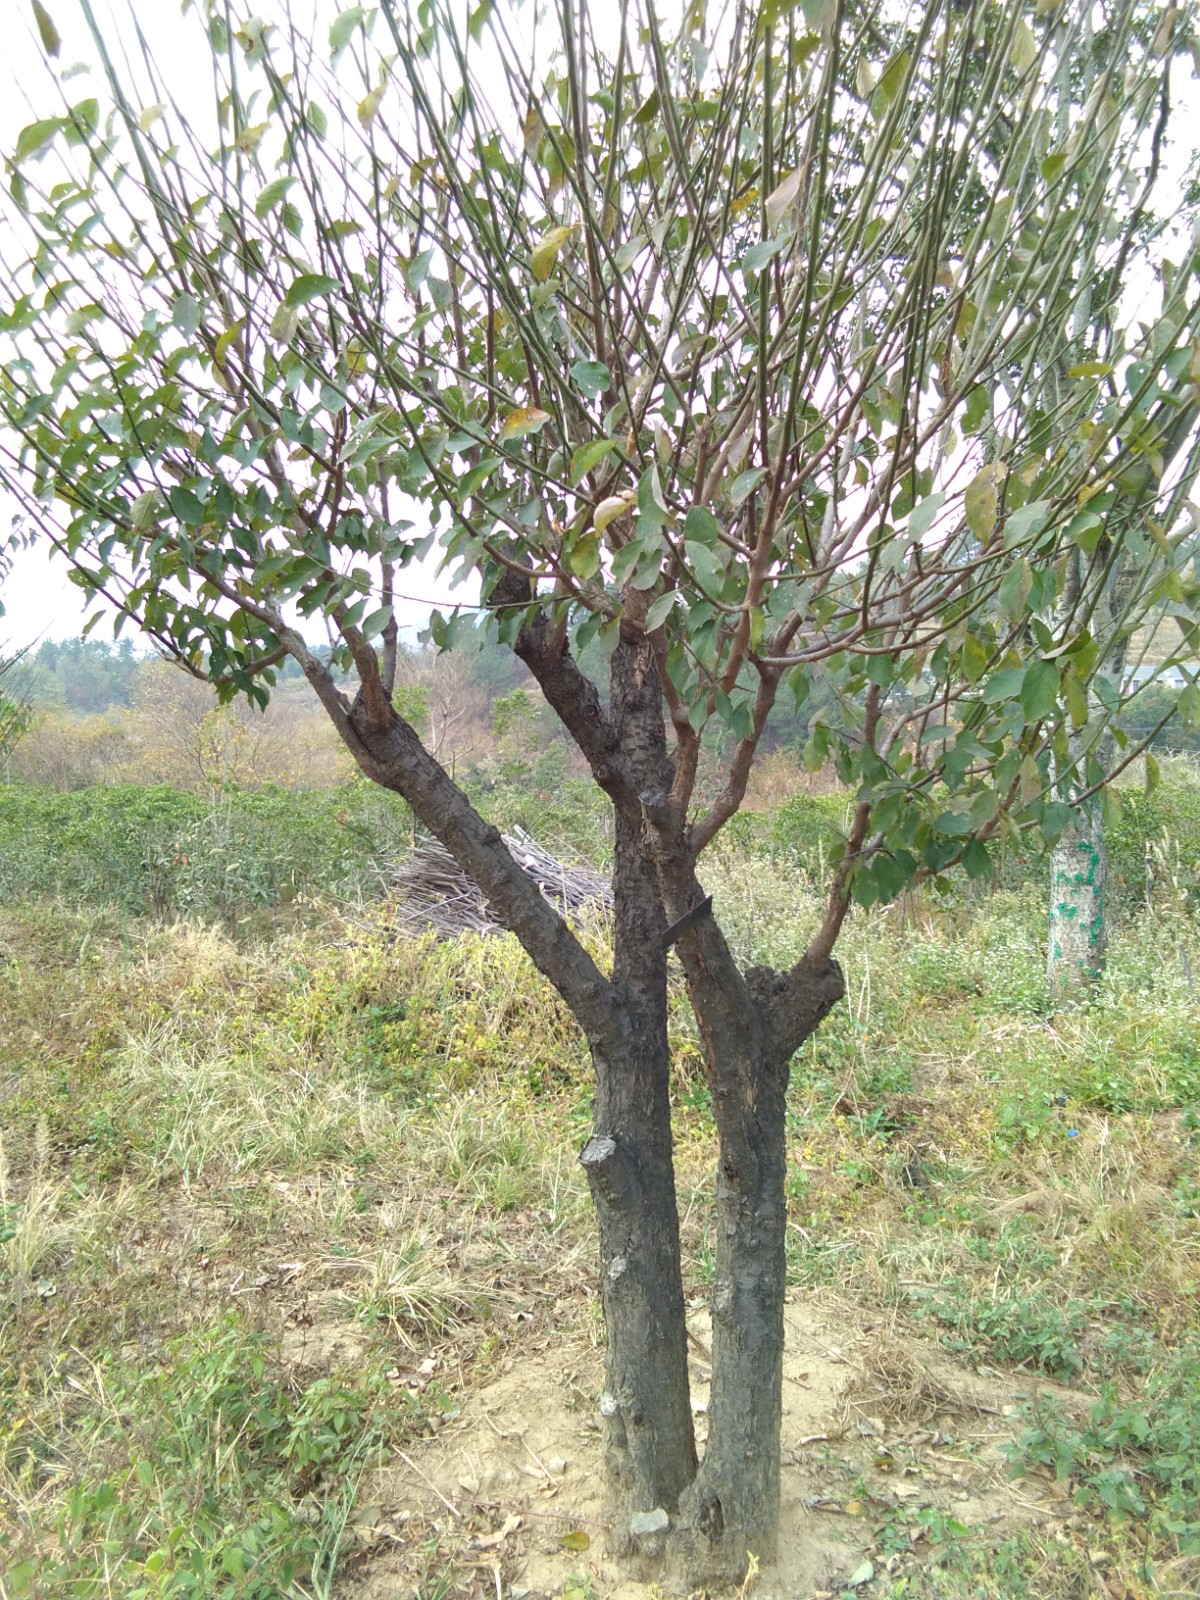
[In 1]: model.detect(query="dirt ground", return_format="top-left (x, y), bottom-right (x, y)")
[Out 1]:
top-left (336, 1290), bottom-right (1086, 1600)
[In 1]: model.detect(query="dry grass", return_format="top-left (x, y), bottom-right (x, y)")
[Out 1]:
top-left (2, 881), bottom-right (1199, 1598)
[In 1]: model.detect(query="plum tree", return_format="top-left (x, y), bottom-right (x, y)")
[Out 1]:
top-left (3, 0), bottom-right (1200, 1581)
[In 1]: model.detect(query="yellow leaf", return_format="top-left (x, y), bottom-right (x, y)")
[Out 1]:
top-left (530, 225), bottom-right (577, 283)
top-left (1010, 19), bottom-right (1038, 74)
top-left (138, 104), bottom-right (167, 132)
top-left (32, 1), bottom-right (61, 58)
top-left (765, 171), bottom-right (801, 234)
top-left (499, 406), bottom-right (550, 442)
top-left (214, 321), bottom-right (244, 368)
top-left (964, 462), bottom-right (1007, 544)
top-left (1153, 3), bottom-right (1178, 56)
top-left (594, 492), bottom-right (635, 535)
top-left (236, 123), bottom-right (268, 154)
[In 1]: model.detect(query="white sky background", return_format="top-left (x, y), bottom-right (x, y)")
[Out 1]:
top-left (0, 0), bottom-right (473, 649)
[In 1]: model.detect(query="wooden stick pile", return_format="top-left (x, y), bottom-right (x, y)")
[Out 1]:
top-left (383, 827), bottom-right (611, 939)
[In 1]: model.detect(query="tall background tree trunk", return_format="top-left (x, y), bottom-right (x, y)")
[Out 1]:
top-left (1048, 791), bottom-right (1109, 992)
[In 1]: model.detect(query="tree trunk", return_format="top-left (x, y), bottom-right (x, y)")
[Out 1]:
top-left (583, 1034), bottom-right (697, 1545)
top-left (585, 803), bottom-right (697, 1549)
top-left (1048, 798), bottom-right (1108, 993)
top-left (671, 1037), bottom-right (790, 1580)
top-left (657, 891), bottom-right (845, 1584)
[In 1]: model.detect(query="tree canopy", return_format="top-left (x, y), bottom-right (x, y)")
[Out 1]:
top-left (2, 0), bottom-right (1199, 906)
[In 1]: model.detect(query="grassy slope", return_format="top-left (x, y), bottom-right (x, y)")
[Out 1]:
top-left (0, 792), bottom-right (1199, 1598)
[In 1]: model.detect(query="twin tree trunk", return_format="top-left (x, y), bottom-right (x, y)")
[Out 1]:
top-left (316, 614), bottom-right (845, 1586)
top-left (584, 809), bottom-right (842, 1581)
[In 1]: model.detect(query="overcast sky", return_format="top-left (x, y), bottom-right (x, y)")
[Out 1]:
top-left (0, 0), bottom-right (474, 649)
top-left (3, 2), bottom-right (1195, 650)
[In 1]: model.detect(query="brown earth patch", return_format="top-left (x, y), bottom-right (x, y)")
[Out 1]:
top-left (335, 1292), bottom-right (1084, 1600)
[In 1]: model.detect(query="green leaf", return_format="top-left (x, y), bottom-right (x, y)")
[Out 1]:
top-left (873, 49), bottom-right (910, 109)
top-left (330, 6), bottom-right (366, 56)
top-left (255, 178), bottom-right (295, 218)
top-left (644, 591), bottom-right (677, 631)
top-left (684, 506), bottom-right (720, 546)
top-left (570, 360), bottom-right (611, 399)
top-left (1066, 510), bottom-right (1103, 555)
top-left (961, 633), bottom-right (988, 684)
top-left (284, 274), bottom-right (342, 308)
top-left (64, 304), bottom-right (104, 335)
top-left (1020, 659), bottom-right (1059, 723)
top-left (499, 407), bottom-right (550, 442)
top-left (998, 558), bottom-right (1032, 621)
top-left (570, 439), bottom-right (619, 484)
top-left (963, 838), bottom-right (991, 879)
top-left (1003, 500), bottom-right (1051, 547)
top-left (637, 465), bottom-right (669, 532)
top-left (908, 492), bottom-right (945, 539)
top-left (359, 605), bottom-right (393, 640)
top-left (32, 2), bottom-right (62, 58)
top-left (981, 667), bottom-right (1026, 705)
top-left (1009, 18), bottom-right (1037, 74)
top-left (130, 490), bottom-right (159, 532)
top-left (407, 249), bottom-right (434, 292)
top-left (269, 302), bottom-right (301, 342)
top-left (684, 540), bottom-right (724, 592)
top-left (1040, 801), bottom-right (1072, 843)
top-left (63, 99), bottom-right (99, 145)
top-left (933, 812), bottom-right (973, 838)
top-left (962, 385), bottom-right (990, 435)
top-left (730, 468), bottom-right (766, 506)
top-left (14, 118), bottom-right (62, 164)
top-left (172, 293), bottom-right (201, 337)
top-left (633, 87), bottom-right (660, 125)
top-left (740, 234), bottom-right (790, 274)
top-left (168, 486), bottom-right (204, 527)
top-left (567, 532), bottom-right (600, 579)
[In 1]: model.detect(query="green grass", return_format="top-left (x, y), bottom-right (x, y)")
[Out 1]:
top-left (1, 775), bottom-right (1199, 1596)
top-left (0, 782), bottom-right (413, 926)
top-left (1, 1314), bottom-right (416, 1599)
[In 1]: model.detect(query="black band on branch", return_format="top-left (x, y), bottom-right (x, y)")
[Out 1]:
top-left (662, 895), bottom-right (714, 952)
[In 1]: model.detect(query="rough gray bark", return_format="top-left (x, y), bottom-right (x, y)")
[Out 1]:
top-left (289, 608), bottom-right (849, 1585)
top-left (586, 805), bottom-right (697, 1537)
top-left (665, 914), bottom-right (844, 1581)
